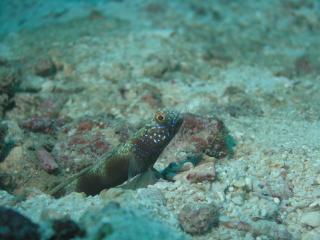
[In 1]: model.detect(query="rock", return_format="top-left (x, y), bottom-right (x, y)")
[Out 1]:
top-left (316, 175), bottom-right (320, 185)
top-left (161, 154), bottom-right (203, 181)
top-left (33, 57), bottom-right (57, 77)
top-left (178, 203), bottom-right (219, 235)
top-left (102, 63), bottom-right (131, 82)
top-left (15, 191), bottom-right (94, 223)
top-left (302, 228), bottom-right (320, 240)
top-left (223, 86), bottom-right (264, 117)
top-left (136, 187), bottom-right (166, 207)
top-left (140, 83), bottom-right (163, 108)
top-left (36, 148), bottom-right (59, 173)
top-left (0, 146), bottom-right (23, 190)
top-left (145, 2), bottom-right (166, 14)
top-left (40, 209), bottom-right (69, 221)
top-left (99, 188), bottom-right (130, 202)
top-left (0, 65), bottom-right (21, 95)
top-left (258, 199), bottom-right (279, 220)
top-left (0, 172), bottom-right (15, 191)
top-left (158, 113), bottom-right (234, 177)
top-left (0, 190), bottom-right (17, 206)
top-left (232, 177), bottom-right (253, 191)
top-left (245, 177), bottom-right (253, 191)
top-left (80, 202), bottom-right (189, 240)
top-left (48, 218), bottom-right (85, 240)
top-left (0, 94), bottom-right (9, 117)
top-left (186, 162), bottom-right (215, 183)
top-left (250, 220), bottom-right (292, 240)
top-left (0, 207), bottom-right (40, 240)
top-left (309, 199), bottom-right (320, 208)
top-left (18, 75), bottom-right (44, 93)
top-left (0, 122), bottom-right (14, 162)
top-left (0, 122), bottom-right (8, 148)
top-left (222, 219), bottom-right (292, 240)
top-left (143, 58), bottom-right (170, 79)
top-left (261, 177), bottom-right (293, 200)
top-left (20, 116), bottom-right (66, 134)
top-left (0, 64), bottom-right (21, 117)
top-left (231, 195), bottom-right (244, 206)
top-left (301, 211), bottom-right (320, 227)
top-left (205, 119), bottom-right (233, 158)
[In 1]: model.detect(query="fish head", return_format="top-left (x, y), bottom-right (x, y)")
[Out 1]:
top-left (130, 109), bottom-right (183, 173)
top-left (133, 109), bottom-right (183, 152)
top-left (139, 109), bottom-right (183, 148)
top-left (153, 109), bottom-right (183, 136)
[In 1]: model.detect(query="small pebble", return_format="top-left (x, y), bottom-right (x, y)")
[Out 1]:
top-left (245, 177), bottom-right (253, 191)
top-left (273, 197), bottom-right (280, 204)
top-left (309, 200), bottom-right (320, 208)
top-left (260, 209), bottom-right (268, 218)
top-left (233, 179), bottom-right (246, 188)
top-left (40, 209), bottom-right (68, 221)
top-left (231, 195), bottom-right (244, 206)
top-left (216, 191), bottom-right (225, 202)
top-left (143, 59), bottom-right (169, 78)
top-left (187, 170), bottom-right (215, 183)
top-left (181, 162), bottom-right (193, 171)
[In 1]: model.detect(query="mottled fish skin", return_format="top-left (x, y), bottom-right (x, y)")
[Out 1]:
top-left (76, 109), bottom-right (183, 195)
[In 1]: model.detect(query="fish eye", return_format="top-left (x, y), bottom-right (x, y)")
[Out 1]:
top-left (155, 111), bottom-right (166, 123)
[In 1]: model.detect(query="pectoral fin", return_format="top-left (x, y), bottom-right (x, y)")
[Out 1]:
top-left (128, 155), bottom-right (145, 179)
top-left (120, 168), bottom-right (161, 190)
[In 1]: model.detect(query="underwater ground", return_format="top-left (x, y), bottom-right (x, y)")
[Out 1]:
top-left (0, 0), bottom-right (320, 239)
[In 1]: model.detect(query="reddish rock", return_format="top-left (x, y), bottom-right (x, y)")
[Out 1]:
top-left (190, 136), bottom-right (208, 152)
top-left (69, 135), bottom-right (89, 145)
top-left (158, 113), bottom-right (234, 175)
top-left (187, 169), bottom-right (215, 184)
top-left (77, 120), bottom-right (93, 132)
top-left (181, 113), bottom-right (207, 133)
top-left (36, 148), bottom-right (59, 173)
top-left (20, 116), bottom-right (66, 134)
top-left (206, 119), bottom-right (230, 158)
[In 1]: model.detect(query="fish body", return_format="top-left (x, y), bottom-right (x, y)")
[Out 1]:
top-left (76, 109), bottom-right (183, 195)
